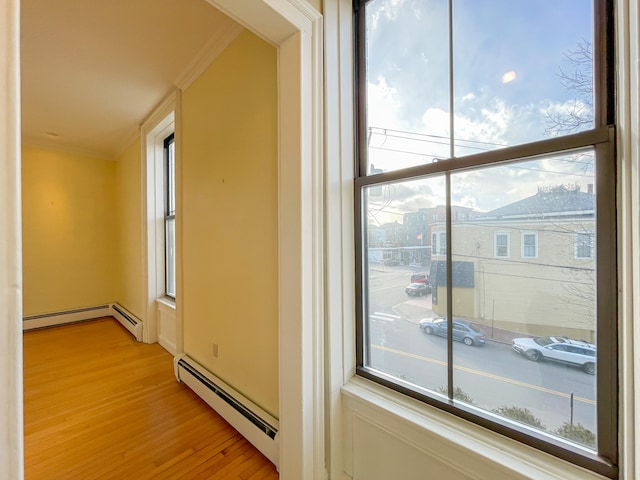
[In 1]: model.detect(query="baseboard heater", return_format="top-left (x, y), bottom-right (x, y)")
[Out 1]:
top-left (110, 303), bottom-right (143, 342)
top-left (23, 304), bottom-right (111, 331)
top-left (174, 354), bottom-right (279, 468)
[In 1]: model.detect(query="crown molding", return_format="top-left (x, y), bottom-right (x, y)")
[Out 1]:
top-left (113, 124), bottom-right (142, 160)
top-left (175, 17), bottom-right (244, 91)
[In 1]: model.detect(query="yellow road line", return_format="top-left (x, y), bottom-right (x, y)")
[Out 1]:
top-left (371, 344), bottom-right (595, 405)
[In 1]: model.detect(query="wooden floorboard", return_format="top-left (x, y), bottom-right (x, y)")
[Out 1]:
top-left (23, 317), bottom-right (279, 480)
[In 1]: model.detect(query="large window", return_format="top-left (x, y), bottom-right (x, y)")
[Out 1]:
top-left (164, 133), bottom-right (176, 298)
top-left (354, 0), bottom-right (617, 476)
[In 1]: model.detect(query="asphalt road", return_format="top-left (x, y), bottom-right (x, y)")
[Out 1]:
top-left (364, 264), bottom-right (597, 433)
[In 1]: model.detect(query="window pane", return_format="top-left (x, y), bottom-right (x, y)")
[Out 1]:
top-left (362, 176), bottom-right (448, 394)
top-left (365, 0), bottom-right (450, 173)
top-left (363, 0), bottom-right (594, 174)
top-left (452, 0), bottom-right (594, 156)
top-left (495, 233), bottom-right (509, 257)
top-left (167, 139), bottom-right (176, 216)
top-left (165, 217), bottom-right (176, 297)
top-left (450, 152), bottom-right (597, 450)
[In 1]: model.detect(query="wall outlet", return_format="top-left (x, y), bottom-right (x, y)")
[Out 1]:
top-left (212, 343), bottom-right (219, 358)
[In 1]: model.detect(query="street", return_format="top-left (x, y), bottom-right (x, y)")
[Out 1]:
top-left (364, 264), bottom-right (597, 434)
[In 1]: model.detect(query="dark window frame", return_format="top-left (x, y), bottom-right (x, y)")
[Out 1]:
top-left (164, 133), bottom-right (176, 299)
top-left (353, 0), bottom-right (617, 477)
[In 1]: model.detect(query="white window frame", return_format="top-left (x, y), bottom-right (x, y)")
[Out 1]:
top-left (141, 93), bottom-right (176, 345)
top-left (521, 231), bottom-right (538, 258)
top-left (494, 232), bottom-right (510, 258)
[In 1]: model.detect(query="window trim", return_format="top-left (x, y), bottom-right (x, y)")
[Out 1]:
top-left (141, 92), bottom-right (177, 344)
top-left (353, 0), bottom-right (618, 476)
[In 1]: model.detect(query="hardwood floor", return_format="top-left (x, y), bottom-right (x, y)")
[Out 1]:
top-left (23, 317), bottom-right (279, 479)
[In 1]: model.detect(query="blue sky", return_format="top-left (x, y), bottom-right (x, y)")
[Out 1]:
top-left (365, 0), bottom-right (595, 215)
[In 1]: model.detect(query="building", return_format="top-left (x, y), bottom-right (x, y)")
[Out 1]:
top-left (430, 185), bottom-right (596, 341)
top-left (2, 1), bottom-right (640, 479)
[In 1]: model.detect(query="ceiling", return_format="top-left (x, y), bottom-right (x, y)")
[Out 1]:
top-left (21, 0), bottom-right (241, 159)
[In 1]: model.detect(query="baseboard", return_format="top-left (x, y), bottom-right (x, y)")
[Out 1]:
top-left (23, 305), bottom-right (111, 331)
top-left (110, 303), bottom-right (143, 342)
top-left (174, 354), bottom-right (280, 468)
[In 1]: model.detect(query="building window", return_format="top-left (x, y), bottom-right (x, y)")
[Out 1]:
top-left (576, 232), bottom-right (595, 259)
top-left (495, 233), bottom-right (509, 258)
top-left (354, 0), bottom-right (616, 476)
top-left (164, 133), bottom-right (176, 298)
top-left (522, 232), bottom-right (537, 258)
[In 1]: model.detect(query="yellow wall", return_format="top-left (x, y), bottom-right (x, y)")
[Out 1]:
top-left (22, 145), bottom-right (118, 316)
top-left (181, 31), bottom-right (279, 417)
top-left (115, 138), bottom-right (143, 318)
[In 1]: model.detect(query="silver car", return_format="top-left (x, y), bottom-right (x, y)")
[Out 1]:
top-left (512, 336), bottom-right (596, 374)
top-left (419, 318), bottom-right (486, 346)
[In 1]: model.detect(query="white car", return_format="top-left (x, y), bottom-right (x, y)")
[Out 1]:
top-left (512, 336), bottom-right (596, 375)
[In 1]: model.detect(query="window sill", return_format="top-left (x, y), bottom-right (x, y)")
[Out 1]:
top-left (341, 377), bottom-right (607, 480)
top-left (155, 297), bottom-right (176, 313)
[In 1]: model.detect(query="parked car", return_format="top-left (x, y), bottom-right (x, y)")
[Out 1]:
top-left (410, 273), bottom-right (429, 284)
top-left (419, 317), bottom-right (486, 346)
top-left (511, 336), bottom-right (596, 374)
top-left (405, 283), bottom-right (432, 297)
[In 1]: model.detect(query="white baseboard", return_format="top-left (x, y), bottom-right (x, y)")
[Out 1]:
top-left (174, 354), bottom-right (279, 468)
top-left (110, 303), bottom-right (143, 342)
top-left (23, 305), bottom-right (111, 331)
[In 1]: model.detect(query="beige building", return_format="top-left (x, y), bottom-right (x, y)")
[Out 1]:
top-left (431, 186), bottom-right (596, 341)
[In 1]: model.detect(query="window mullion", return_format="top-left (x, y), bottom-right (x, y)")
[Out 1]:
top-left (446, 171), bottom-right (454, 400)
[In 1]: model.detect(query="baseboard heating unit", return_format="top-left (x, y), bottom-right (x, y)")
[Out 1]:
top-left (23, 304), bottom-right (111, 331)
top-left (110, 303), bottom-right (143, 342)
top-left (174, 354), bottom-right (279, 468)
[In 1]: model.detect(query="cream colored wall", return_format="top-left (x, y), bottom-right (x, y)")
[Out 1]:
top-left (21, 145), bottom-right (118, 316)
top-left (115, 139), bottom-right (143, 319)
top-left (181, 30), bottom-right (279, 417)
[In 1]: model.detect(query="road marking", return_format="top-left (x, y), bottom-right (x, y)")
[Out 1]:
top-left (370, 312), bottom-right (401, 323)
top-left (371, 344), bottom-right (595, 405)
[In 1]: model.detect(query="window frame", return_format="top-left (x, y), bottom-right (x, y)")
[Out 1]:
top-left (494, 232), bottom-right (510, 258)
top-left (353, 0), bottom-right (618, 476)
top-left (576, 231), bottom-right (595, 259)
top-left (521, 231), bottom-right (538, 259)
top-left (164, 133), bottom-right (176, 299)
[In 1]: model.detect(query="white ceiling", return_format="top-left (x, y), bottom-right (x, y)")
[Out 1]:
top-left (21, 0), bottom-right (240, 159)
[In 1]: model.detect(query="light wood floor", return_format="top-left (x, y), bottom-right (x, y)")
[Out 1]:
top-left (24, 317), bottom-right (279, 480)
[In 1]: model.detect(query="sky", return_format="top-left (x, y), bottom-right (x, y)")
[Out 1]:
top-left (364, 0), bottom-right (596, 219)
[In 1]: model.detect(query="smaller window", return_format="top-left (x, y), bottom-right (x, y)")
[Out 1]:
top-left (439, 232), bottom-right (446, 254)
top-left (576, 232), bottom-right (594, 259)
top-left (522, 232), bottom-right (538, 258)
top-left (164, 133), bottom-right (176, 298)
top-left (495, 233), bottom-right (509, 257)
top-left (431, 233), bottom-right (438, 256)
